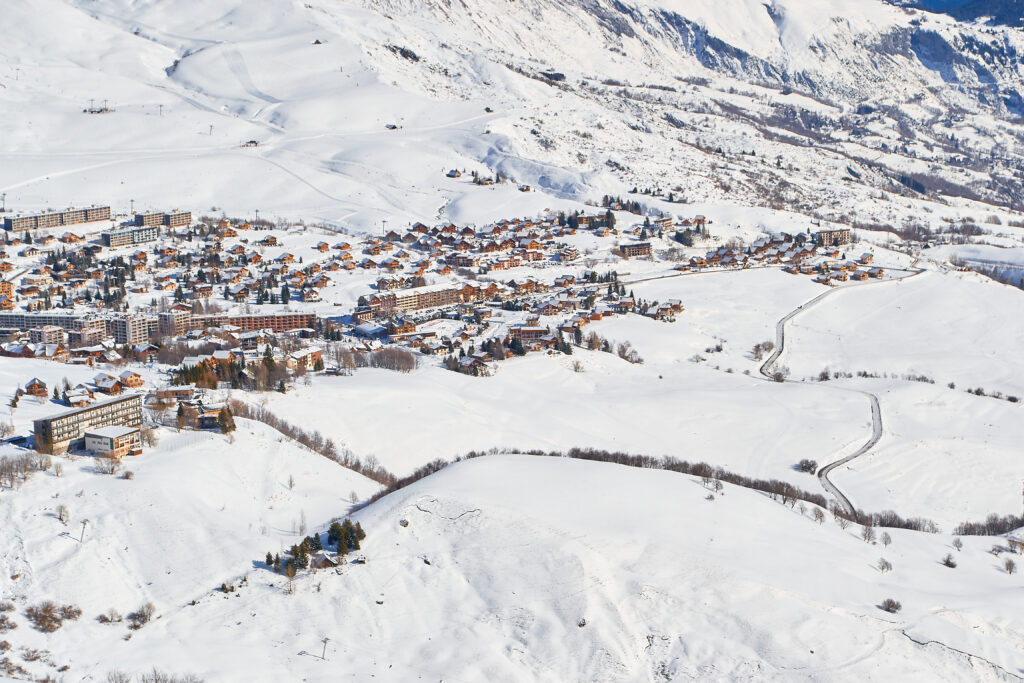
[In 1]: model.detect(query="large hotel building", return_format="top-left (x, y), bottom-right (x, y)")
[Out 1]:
top-left (34, 394), bottom-right (144, 454)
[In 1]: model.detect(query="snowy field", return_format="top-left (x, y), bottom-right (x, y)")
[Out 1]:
top-left (256, 268), bottom-right (868, 483)
top-left (825, 380), bottom-right (1024, 529)
top-left (783, 269), bottom-right (1024, 397)
top-left (4, 454), bottom-right (1022, 681)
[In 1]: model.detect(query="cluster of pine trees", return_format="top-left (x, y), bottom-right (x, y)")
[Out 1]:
top-left (600, 195), bottom-right (643, 214)
top-left (328, 519), bottom-right (366, 555)
top-left (264, 519), bottom-right (366, 574)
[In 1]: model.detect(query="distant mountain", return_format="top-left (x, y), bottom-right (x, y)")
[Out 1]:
top-left (887, 0), bottom-right (1024, 26)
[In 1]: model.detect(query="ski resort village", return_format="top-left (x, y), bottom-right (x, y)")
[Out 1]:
top-left (4, 0), bottom-right (1024, 680)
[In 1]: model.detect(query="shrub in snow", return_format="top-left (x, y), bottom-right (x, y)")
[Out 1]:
top-left (880, 598), bottom-right (902, 614)
top-left (127, 603), bottom-right (155, 630)
top-left (941, 554), bottom-right (957, 568)
top-left (97, 609), bottom-right (122, 624)
top-left (1005, 558), bottom-right (1017, 575)
top-left (796, 459), bottom-right (818, 474)
top-left (25, 601), bottom-right (74, 632)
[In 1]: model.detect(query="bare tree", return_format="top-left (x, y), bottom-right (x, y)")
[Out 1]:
top-left (862, 525), bottom-right (877, 543)
top-left (1005, 558), bottom-right (1017, 575)
top-left (140, 425), bottom-right (159, 447)
top-left (57, 504), bottom-right (70, 526)
top-left (881, 531), bottom-right (892, 547)
top-left (878, 557), bottom-right (892, 573)
top-left (813, 508), bottom-right (825, 524)
top-left (941, 554), bottom-right (957, 568)
top-left (952, 537), bottom-right (963, 552)
top-left (772, 366), bottom-right (790, 382)
top-left (95, 454), bottom-right (122, 476)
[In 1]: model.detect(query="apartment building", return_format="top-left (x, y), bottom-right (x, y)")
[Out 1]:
top-left (619, 242), bottom-right (652, 258)
top-left (134, 210), bottom-right (191, 228)
top-left (109, 315), bottom-right (157, 344)
top-left (29, 325), bottom-right (65, 344)
top-left (34, 393), bottom-right (143, 454)
top-left (191, 312), bottom-right (315, 332)
top-left (3, 205), bottom-right (111, 231)
top-left (158, 309), bottom-right (192, 337)
top-left (0, 311), bottom-right (107, 335)
top-left (102, 225), bottom-right (159, 247)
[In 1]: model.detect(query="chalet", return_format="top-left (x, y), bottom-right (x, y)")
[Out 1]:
top-left (26, 378), bottom-right (48, 398)
top-left (288, 347), bottom-right (322, 371)
top-left (387, 317), bottom-right (416, 335)
top-left (95, 376), bottom-right (123, 395)
top-left (553, 275), bottom-right (575, 288)
top-left (118, 370), bottom-right (144, 388)
top-left (65, 386), bottom-right (94, 407)
top-left (458, 355), bottom-right (490, 376)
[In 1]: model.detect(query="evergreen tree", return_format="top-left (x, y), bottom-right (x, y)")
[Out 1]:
top-left (176, 403), bottom-right (187, 431)
top-left (281, 284), bottom-right (290, 302)
top-left (327, 521), bottom-right (343, 547)
top-left (266, 551), bottom-right (274, 566)
top-left (218, 406), bottom-right (236, 433)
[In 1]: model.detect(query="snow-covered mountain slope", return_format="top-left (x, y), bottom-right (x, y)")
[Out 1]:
top-left (4, 454), bottom-right (1021, 680)
top-left (2, 0), bottom-right (1024, 233)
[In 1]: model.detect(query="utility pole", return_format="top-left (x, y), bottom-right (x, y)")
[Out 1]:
top-left (130, 198), bottom-right (135, 216)
top-left (158, 104), bottom-right (163, 117)
top-left (381, 219), bottom-right (387, 237)
top-left (1, 193), bottom-right (6, 212)
top-left (254, 209), bottom-right (260, 226)
top-left (209, 124), bottom-right (214, 136)
top-left (79, 519), bottom-right (89, 543)
top-left (320, 636), bottom-right (330, 660)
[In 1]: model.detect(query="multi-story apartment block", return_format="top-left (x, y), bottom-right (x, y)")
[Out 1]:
top-left (0, 311), bottom-right (107, 335)
top-left (165, 210), bottom-right (191, 227)
top-left (102, 225), bottom-right (158, 247)
top-left (3, 206), bottom-right (111, 231)
top-left (158, 309), bottom-right (192, 337)
top-left (134, 210), bottom-right (191, 228)
top-left (29, 325), bottom-right (65, 344)
top-left (108, 315), bottom-right (157, 345)
top-left (191, 312), bottom-right (315, 332)
top-left (34, 393), bottom-right (143, 454)
top-left (134, 211), bottom-right (165, 227)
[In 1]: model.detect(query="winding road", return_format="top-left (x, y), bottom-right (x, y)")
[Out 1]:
top-left (759, 269), bottom-right (924, 517)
